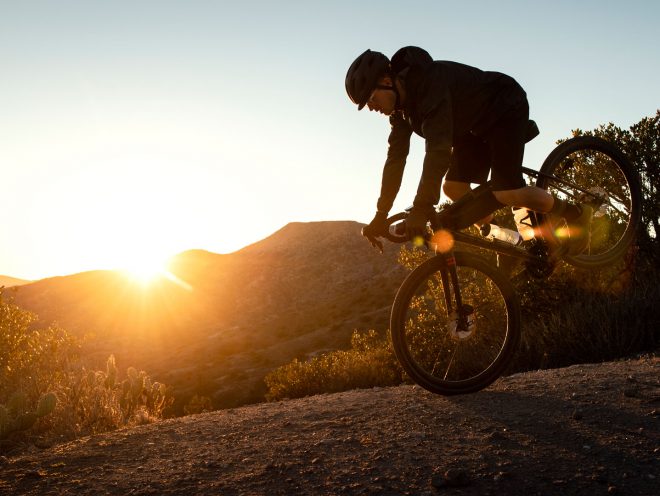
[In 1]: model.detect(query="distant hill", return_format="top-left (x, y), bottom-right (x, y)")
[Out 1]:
top-left (0, 275), bottom-right (31, 287)
top-left (11, 221), bottom-right (408, 410)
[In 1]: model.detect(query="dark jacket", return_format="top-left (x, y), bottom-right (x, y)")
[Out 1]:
top-left (376, 61), bottom-right (527, 214)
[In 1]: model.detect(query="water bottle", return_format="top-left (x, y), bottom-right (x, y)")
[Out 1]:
top-left (512, 207), bottom-right (535, 241)
top-left (480, 224), bottom-right (522, 246)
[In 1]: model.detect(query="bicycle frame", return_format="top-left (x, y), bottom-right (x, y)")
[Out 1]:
top-left (389, 166), bottom-right (559, 324)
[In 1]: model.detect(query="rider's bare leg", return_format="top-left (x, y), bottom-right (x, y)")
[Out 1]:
top-left (493, 186), bottom-right (554, 212)
top-left (444, 181), bottom-right (576, 224)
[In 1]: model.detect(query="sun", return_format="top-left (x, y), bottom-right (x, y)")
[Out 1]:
top-left (120, 252), bottom-right (172, 286)
top-left (122, 261), bottom-right (166, 285)
top-left (118, 250), bottom-right (193, 291)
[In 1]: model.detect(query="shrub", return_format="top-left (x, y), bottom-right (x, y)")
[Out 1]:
top-left (0, 293), bottom-right (173, 453)
top-left (264, 329), bottom-right (402, 401)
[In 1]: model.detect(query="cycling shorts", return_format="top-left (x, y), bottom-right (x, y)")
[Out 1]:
top-left (445, 102), bottom-right (529, 191)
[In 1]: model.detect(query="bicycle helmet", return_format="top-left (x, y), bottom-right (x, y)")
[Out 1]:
top-left (390, 46), bottom-right (433, 75)
top-left (345, 49), bottom-right (390, 110)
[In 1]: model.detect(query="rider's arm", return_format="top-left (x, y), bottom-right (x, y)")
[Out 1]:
top-left (376, 114), bottom-right (413, 215)
top-left (413, 89), bottom-right (453, 210)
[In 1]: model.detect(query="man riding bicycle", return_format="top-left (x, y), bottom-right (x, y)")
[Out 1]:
top-left (345, 46), bottom-right (592, 254)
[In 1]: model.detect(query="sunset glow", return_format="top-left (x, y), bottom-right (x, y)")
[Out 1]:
top-left (121, 255), bottom-right (171, 286)
top-left (0, 1), bottom-right (657, 281)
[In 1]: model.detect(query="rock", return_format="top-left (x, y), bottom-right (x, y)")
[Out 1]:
top-left (623, 388), bottom-right (640, 398)
top-left (431, 468), bottom-right (470, 488)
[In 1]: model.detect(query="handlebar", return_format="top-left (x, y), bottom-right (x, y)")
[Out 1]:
top-left (383, 212), bottom-right (410, 244)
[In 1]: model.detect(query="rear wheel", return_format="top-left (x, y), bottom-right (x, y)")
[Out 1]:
top-left (390, 252), bottom-right (520, 395)
top-left (535, 136), bottom-right (642, 268)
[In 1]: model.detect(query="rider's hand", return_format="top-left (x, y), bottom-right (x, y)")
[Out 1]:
top-left (405, 207), bottom-right (433, 241)
top-left (361, 211), bottom-right (389, 252)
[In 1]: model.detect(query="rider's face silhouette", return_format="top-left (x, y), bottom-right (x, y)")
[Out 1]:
top-left (366, 76), bottom-right (397, 116)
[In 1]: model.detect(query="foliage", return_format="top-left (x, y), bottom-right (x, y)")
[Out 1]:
top-left (569, 109), bottom-right (660, 260)
top-left (183, 394), bottom-right (214, 415)
top-left (0, 292), bottom-right (173, 452)
top-left (264, 329), bottom-right (402, 401)
top-left (0, 392), bottom-right (57, 439)
top-left (512, 261), bottom-right (659, 372)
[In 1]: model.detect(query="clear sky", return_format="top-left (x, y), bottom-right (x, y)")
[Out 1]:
top-left (1, 0), bottom-right (658, 280)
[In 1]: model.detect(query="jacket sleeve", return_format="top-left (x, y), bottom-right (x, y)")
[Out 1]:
top-left (376, 114), bottom-right (413, 214)
top-left (413, 87), bottom-right (453, 210)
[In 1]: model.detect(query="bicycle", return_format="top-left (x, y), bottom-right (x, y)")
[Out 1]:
top-left (379, 130), bottom-right (642, 395)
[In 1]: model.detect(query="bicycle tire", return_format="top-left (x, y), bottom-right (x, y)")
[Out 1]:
top-left (535, 136), bottom-right (642, 268)
top-left (390, 252), bottom-right (521, 395)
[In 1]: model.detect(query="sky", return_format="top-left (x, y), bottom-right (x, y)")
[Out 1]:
top-left (1, 0), bottom-right (658, 280)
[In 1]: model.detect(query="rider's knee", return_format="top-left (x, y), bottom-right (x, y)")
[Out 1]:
top-left (443, 181), bottom-right (470, 201)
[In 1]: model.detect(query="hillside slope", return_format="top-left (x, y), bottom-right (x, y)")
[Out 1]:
top-left (1, 357), bottom-right (657, 495)
top-left (0, 275), bottom-right (31, 287)
top-left (11, 221), bottom-right (409, 409)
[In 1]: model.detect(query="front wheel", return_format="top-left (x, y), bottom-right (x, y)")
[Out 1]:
top-left (390, 252), bottom-right (521, 395)
top-left (535, 136), bottom-right (642, 268)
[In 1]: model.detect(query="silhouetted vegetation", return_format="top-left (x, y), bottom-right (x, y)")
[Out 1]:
top-left (265, 111), bottom-right (660, 401)
top-left (264, 330), bottom-right (402, 401)
top-left (0, 292), bottom-right (173, 453)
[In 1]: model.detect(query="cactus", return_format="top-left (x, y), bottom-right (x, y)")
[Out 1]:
top-left (130, 375), bottom-right (144, 397)
top-left (0, 392), bottom-right (57, 439)
top-left (36, 392), bottom-right (57, 417)
top-left (16, 412), bottom-right (37, 431)
top-left (105, 355), bottom-right (117, 388)
top-left (7, 391), bottom-right (27, 416)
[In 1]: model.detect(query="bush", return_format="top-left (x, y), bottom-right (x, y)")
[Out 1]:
top-left (0, 292), bottom-right (173, 453)
top-left (513, 257), bottom-right (659, 371)
top-left (264, 329), bottom-right (402, 401)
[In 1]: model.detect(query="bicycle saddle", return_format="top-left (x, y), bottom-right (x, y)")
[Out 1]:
top-left (525, 120), bottom-right (540, 143)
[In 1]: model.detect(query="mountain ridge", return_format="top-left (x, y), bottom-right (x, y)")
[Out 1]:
top-left (10, 220), bottom-right (408, 410)
top-left (0, 275), bottom-right (32, 288)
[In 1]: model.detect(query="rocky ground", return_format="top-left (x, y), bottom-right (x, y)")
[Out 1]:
top-left (1, 356), bottom-right (658, 495)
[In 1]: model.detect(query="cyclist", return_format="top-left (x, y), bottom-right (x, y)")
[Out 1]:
top-left (346, 47), bottom-right (592, 254)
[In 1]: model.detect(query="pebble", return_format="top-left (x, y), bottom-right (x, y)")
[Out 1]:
top-left (431, 468), bottom-right (470, 488)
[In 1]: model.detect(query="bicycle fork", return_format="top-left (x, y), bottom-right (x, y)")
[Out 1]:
top-left (439, 252), bottom-right (476, 340)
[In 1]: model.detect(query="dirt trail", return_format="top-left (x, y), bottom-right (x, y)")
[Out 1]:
top-left (1, 357), bottom-right (658, 495)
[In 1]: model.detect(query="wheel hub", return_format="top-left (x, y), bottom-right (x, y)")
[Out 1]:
top-left (449, 304), bottom-right (476, 340)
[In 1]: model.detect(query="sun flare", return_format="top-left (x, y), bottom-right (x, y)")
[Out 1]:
top-left (118, 250), bottom-right (193, 291)
top-left (121, 256), bottom-right (170, 285)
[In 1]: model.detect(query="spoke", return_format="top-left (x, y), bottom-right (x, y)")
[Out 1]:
top-left (442, 345), bottom-right (459, 380)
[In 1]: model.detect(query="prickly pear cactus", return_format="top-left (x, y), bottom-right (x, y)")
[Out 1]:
top-left (7, 391), bottom-right (27, 416)
top-left (16, 412), bottom-right (38, 431)
top-left (36, 392), bottom-right (57, 417)
top-left (105, 355), bottom-right (117, 389)
top-left (0, 391), bottom-right (58, 439)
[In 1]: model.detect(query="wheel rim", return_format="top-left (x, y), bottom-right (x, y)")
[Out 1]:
top-left (541, 146), bottom-right (636, 264)
top-left (400, 264), bottom-right (511, 387)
